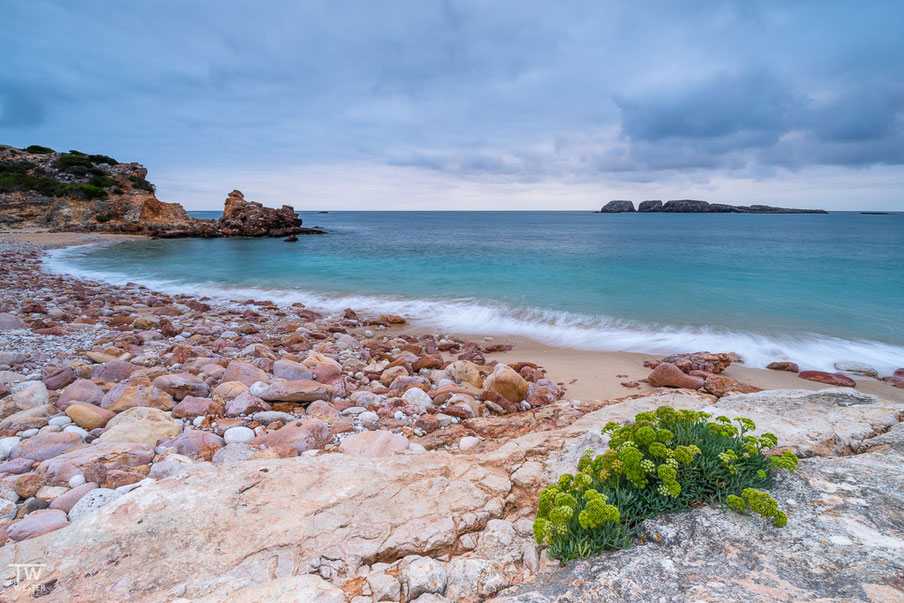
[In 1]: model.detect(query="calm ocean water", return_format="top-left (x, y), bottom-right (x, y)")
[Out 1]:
top-left (47, 211), bottom-right (904, 373)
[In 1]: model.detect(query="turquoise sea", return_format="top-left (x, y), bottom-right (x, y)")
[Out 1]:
top-left (46, 211), bottom-right (904, 374)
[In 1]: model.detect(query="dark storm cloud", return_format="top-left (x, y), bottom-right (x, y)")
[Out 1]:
top-left (0, 0), bottom-right (902, 206)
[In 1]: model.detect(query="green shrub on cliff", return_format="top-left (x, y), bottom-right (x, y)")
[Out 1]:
top-left (533, 406), bottom-right (798, 563)
top-left (60, 183), bottom-right (109, 200)
top-left (129, 174), bottom-right (155, 192)
top-left (24, 145), bottom-right (54, 154)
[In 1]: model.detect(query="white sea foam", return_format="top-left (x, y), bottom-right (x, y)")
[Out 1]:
top-left (44, 245), bottom-right (904, 376)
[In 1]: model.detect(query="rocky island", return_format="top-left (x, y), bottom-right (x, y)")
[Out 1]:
top-left (0, 145), bottom-right (323, 238)
top-left (598, 199), bottom-right (828, 213)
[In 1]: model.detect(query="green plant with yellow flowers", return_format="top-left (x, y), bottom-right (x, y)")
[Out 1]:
top-left (533, 405), bottom-right (798, 562)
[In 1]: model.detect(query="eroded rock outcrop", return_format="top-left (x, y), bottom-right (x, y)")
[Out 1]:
top-left (0, 145), bottom-right (324, 238)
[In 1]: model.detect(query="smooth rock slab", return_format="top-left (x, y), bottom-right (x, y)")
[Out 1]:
top-left (834, 361), bottom-right (879, 378)
top-left (260, 379), bottom-right (332, 403)
top-left (799, 371), bottom-right (857, 388)
top-left (223, 574), bottom-right (346, 603)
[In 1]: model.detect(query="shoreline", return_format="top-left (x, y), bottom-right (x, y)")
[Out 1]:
top-left (4, 229), bottom-right (902, 403)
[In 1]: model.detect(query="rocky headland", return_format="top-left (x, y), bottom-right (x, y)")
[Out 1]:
top-left (0, 145), bottom-right (323, 238)
top-left (599, 199), bottom-right (828, 213)
top-left (0, 240), bottom-right (902, 601)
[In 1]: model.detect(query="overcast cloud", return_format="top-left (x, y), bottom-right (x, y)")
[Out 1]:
top-left (1, 1), bottom-right (902, 209)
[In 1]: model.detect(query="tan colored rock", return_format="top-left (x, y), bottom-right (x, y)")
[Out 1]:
top-left (261, 380), bottom-right (331, 403)
top-left (446, 360), bottom-right (484, 388)
top-left (100, 377), bottom-right (174, 412)
top-left (483, 364), bottom-right (529, 403)
top-left (340, 430), bottom-right (409, 457)
top-left (98, 407), bottom-right (182, 446)
top-left (212, 381), bottom-right (249, 400)
top-left (66, 402), bottom-right (116, 430)
top-left (302, 351), bottom-right (341, 370)
top-left (4, 381), bottom-right (49, 415)
top-left (381, 365), bottom-right (409, 386)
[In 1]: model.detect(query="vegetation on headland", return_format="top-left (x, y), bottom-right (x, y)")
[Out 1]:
top-left (533, 405), bottom-right (798, 563)
top-left (0, 147), bottom-right (131, 200)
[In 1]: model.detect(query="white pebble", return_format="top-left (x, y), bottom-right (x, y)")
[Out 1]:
top-left (193, 416), bottom-right (205, 428)
top-left (20, 428), bottom-right (39, 439)
top-left (68, 474), bottom-right (87, 488)
top-left (49, 416), bottom-right (73, 427)
top-left (63, 425), bottom-right (90, 439)
top-left (223, 426), bottom-right (255, 445)
top-left (394, 411), bottom-right (405, 420)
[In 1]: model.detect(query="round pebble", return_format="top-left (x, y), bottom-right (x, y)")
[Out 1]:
top-left (223, 426), bottom-right (255, 445)
top-left (68, 474), bottom-right (87, 488)
top-left (20, 428), bottom-right (39, 438)
top-left (48, 416), bottom-right (73, 427)
top-left (63, 425), bottom-right (90, 439)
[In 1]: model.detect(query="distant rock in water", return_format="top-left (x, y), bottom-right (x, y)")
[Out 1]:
top-left (0, 144), bottom-right (325, 238)
top-left (596, 197), bottom-right (827, 214)
top-left (598, 200), bottom-right (635, 213)
top-left (638, 200), bottom-right (662, 212)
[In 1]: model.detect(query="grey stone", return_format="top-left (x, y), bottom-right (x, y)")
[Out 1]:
top-left (68, 488), bottom-right (122, 522)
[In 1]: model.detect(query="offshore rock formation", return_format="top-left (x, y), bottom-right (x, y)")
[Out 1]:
top-left (598, 199), bottom-right (827, 213)
top-left (0, 145), bottom-right (323, 238)
top-left (598, 200), bottom-right (635, 213)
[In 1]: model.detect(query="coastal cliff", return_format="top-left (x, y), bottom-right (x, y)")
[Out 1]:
top-left (599, 199), bottom-right (827, 213)
top-left (0, 145), bottom-right (322, 237)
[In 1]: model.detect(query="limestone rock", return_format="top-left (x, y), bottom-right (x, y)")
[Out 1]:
top-left (400, 555), bottom-right (448, 600)
top-left (834, 361), bottom-right (878, 378)
top-left (222, 574), bottom-right (347, 603)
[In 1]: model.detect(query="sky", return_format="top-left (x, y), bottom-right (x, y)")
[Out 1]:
top-left (1, 1), bottom-right (903, 210)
